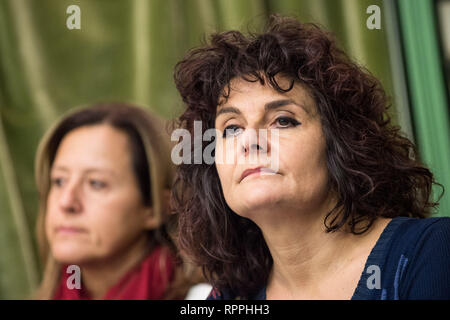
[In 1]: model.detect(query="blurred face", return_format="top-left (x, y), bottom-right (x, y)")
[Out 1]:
top-left (46, 124), bottom-right (152, 265)
top-left (214, 76), bottom-right (332, 219)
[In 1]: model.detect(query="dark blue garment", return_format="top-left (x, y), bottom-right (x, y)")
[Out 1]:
top-left (207, 217), bottom-right (450, 300)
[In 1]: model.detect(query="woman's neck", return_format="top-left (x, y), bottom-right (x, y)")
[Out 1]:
top-left (255, 195), bottom-right (390, 299)
top-left (79, 235), bottom-right (150, 300)
top-left (264, 213), bottom-right (350, 291)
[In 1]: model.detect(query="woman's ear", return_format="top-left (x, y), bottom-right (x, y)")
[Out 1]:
top-left (143, 207), bottom-right (160, 230)
top-left (143, 189), bottom-right (172, 230)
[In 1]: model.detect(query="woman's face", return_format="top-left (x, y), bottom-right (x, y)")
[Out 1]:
top-left (46, 124), bottom-right (153, 265)
top-left (214, 76), bottom-right (332, 220)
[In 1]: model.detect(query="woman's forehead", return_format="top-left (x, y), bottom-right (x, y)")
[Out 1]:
top-left (217, 76), bottom-right (317, 116)
top-left (52, 125), bottom-right (133, 172)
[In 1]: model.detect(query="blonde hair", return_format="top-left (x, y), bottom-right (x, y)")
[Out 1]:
top-left (33, 102), bottom-right (177, 299)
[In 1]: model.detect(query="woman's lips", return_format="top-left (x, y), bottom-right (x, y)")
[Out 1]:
top-left (56, 226), bottom-right (88, 234)
top-left (240, 167), bottom-right (276, 182)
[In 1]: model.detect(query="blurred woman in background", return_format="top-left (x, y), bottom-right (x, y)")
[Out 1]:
top-left (34, 102), bottom-right (194, 299)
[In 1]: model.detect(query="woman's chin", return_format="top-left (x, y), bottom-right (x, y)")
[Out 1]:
top-left (51, 244), bottom-right (92, 265)
top-left (232, 184), bottom-right (283, 215)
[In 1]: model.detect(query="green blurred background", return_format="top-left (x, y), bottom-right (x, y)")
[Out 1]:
top-left (0, 0), bottom-right (448, 299)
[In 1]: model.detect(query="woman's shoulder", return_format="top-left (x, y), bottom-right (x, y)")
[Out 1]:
top-left (378, 216), bottom-right (450, 264)
top-left (351, 216), bottom-right (450, 300)
top-left (389, 216), bottom-right (450, 245)
top-left (372, 216), bottom-right (450, 299)
top-left (396, 216), bottom-right (450, 263)
top-left (146, 245), bottom-right (178, 280)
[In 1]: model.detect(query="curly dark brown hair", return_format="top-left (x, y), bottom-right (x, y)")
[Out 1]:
top-left (172, 14), bottom-right (443, 298)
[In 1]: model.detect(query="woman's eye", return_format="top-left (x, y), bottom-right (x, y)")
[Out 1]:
top-left (50, 177), bottom-right (65, 188)
top-left (223, 125), bottom-right (243, 138)
top-left (275, 116), bottom-right (300, 128)
top-left (89, 180), bottom-right (107, 190)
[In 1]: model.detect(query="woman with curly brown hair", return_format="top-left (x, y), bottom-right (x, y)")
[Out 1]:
top-left (172, 14), bottom-right (450, 300)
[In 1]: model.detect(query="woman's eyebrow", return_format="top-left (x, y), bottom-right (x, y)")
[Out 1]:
top-left (215, 106), bottom-right (241, 118)
top-left (51, 166), bottom-right (117, 177)
top-left (84, 168), bottom-right (116, 176)
top-left (216, 99), bottom-right (308, 118)
top-left (51, 165), bottom-right (69, 173)
top-left (264, 99), bottom-right (309, 114)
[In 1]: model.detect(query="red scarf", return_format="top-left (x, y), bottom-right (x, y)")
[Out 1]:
top-left (54, 246), bottom-right (176, 300)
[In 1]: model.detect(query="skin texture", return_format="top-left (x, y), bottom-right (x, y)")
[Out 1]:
top-left (215, 76), bottom-right (329, 224)
top-left (45, 124), bottom-right (158, 298)
top-left (215, 77), bottom-right (391, 299)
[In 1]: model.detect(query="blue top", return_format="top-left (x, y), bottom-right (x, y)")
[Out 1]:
top-left (207, 217), bottom-right (450, 300)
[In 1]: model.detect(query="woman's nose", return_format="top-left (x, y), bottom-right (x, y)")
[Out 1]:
top-left (59, 182), bottom-right (82, 214)
top-left (239, 128), bottom-right (269, 156)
